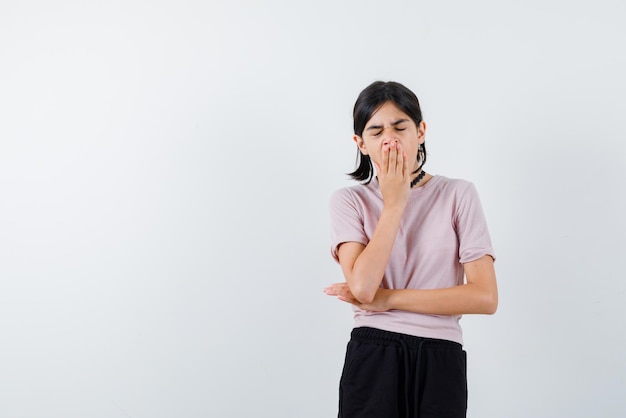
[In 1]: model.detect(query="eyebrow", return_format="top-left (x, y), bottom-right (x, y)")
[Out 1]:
top-left (365, 118), bottom-right (410, 131)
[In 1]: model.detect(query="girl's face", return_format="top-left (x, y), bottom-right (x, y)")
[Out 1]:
top-left (354, 101), bottom-right (426, 174)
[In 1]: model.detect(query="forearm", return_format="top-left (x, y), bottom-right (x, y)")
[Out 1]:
top-left (344, 206), bottom-right (404, 303)
top-left (339, 140), bottom-right (411, 304)
top-left (381, 283), bottom-right (498, 315)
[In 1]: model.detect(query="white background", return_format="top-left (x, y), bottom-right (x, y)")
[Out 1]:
top-left (1, 1), bottom-right (625, 417)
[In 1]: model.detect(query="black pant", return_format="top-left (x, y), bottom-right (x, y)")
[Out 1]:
top-left (339, 327), bottom-right (467, 418)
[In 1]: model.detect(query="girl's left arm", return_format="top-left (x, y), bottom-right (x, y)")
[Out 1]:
top-left (324, 255), bottom-right (498, 315)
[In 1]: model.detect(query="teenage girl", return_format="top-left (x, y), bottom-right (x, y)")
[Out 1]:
top-left (324, 81), bottom-right (497, 418)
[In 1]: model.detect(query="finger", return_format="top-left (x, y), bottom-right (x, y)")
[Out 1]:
top-left (381, 143), bottom-right (389, 175)
top-left (323, 284), bottom-right (338, 295)
top-left (337, 295), bottom-right (359, 306)
top-left (324, 282), bottom-right (349, 293)
top-left (394, 143), bottom-right (403, 175)
top-left (388, 142), bottom-right (398, 175)
top-left (402, 150), bottom-right (408, 181)
top-left (323, 284), bottom-right (340, 295)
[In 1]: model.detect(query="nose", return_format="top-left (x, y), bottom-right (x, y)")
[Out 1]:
top-left (381, 127), bottom-right (399, 145)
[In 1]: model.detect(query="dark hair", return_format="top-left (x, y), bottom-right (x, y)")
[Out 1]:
top-left (349, 81), bottom-right (427, 183)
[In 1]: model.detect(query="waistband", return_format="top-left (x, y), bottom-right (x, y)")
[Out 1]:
top-left (351, 327), bottom-right (462, 350)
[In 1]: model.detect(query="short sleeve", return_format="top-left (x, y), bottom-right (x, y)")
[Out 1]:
top-left (329, 188), bottom-right (369, 263)
top-left (454, 182), bottom-right (496, 264)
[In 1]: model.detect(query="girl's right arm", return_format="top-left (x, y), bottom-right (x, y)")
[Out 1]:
top-left (336, 141), bottom-right (409, 304)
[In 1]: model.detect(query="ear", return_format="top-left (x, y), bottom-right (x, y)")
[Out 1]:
top-left (353, 135), bottom-right (368, 155)
top-left (417, 121), bottom-right (427, 145)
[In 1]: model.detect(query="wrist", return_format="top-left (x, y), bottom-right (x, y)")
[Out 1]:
top-left (377, 288), bottom-right (394, 311)
top-left (381, 203), bottom-right (406, 216)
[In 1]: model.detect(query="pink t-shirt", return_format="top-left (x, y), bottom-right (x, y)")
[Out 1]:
top-left (329, 175), bottom-right (495, 344)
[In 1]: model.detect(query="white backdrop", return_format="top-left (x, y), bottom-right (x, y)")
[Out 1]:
top-left (1, 1), bottom-right (625, 417)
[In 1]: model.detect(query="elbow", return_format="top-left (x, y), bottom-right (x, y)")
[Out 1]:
top-left (350, 283), bottom-right (377, 305)
top-left (345, 269), bottom-right (379, 304)
top-left (484, 301), bottom-right (498, 315)
top-left (483, 292), bottom-right (498, 315)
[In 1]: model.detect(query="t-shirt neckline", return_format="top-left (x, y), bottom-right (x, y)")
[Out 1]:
top-left (371, 174), bottom-right (440, 197)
